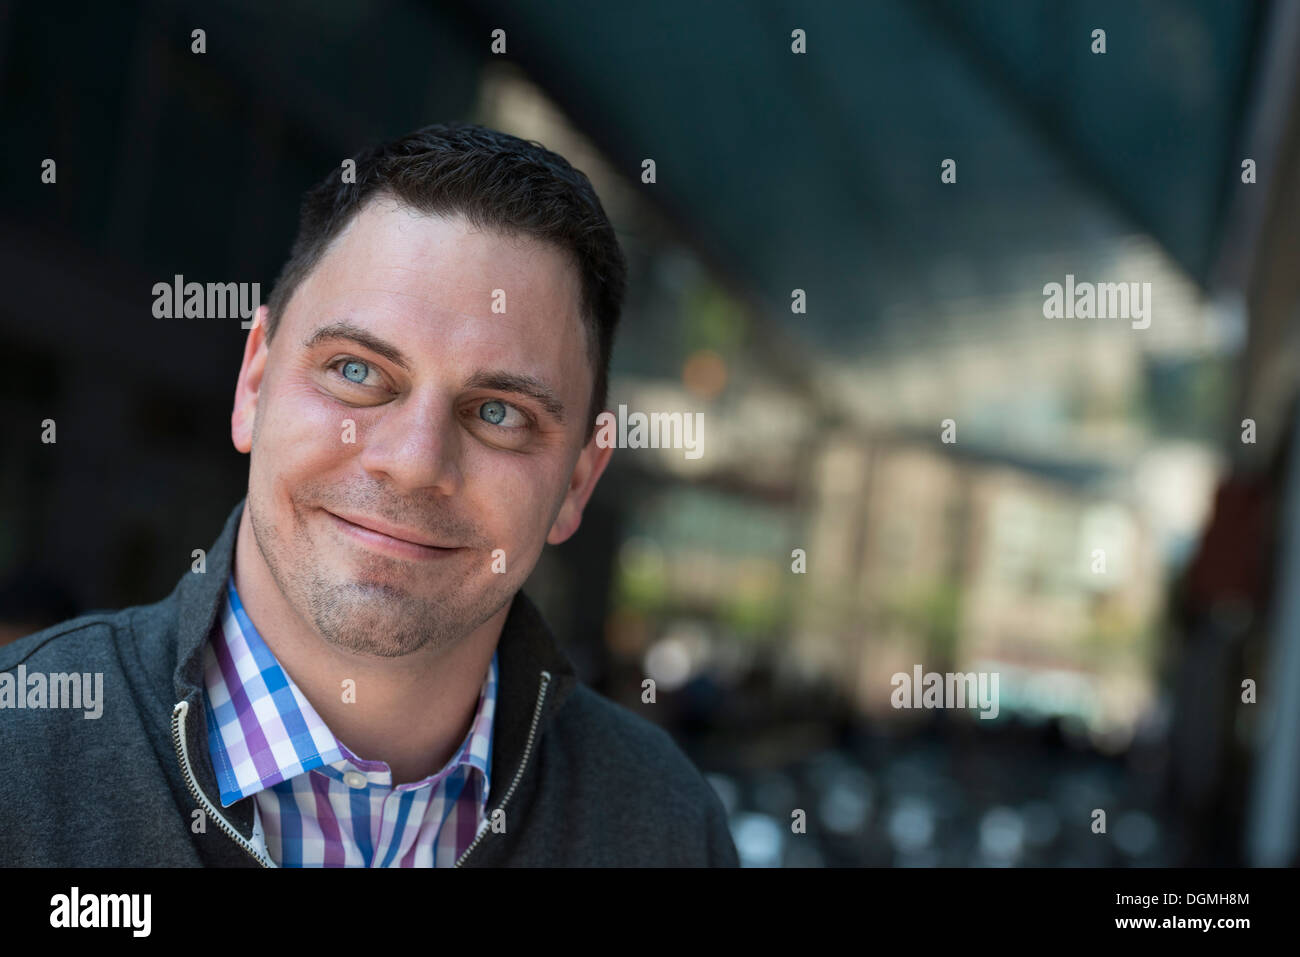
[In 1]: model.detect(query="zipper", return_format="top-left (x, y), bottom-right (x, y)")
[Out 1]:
top-left (171, 699), bottom-right (274, 868)
top-left (455, 669), bottom-right (551, 867)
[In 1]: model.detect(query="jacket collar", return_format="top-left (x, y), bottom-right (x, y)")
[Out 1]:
top-left (170, 497), bottom-right (579, 844)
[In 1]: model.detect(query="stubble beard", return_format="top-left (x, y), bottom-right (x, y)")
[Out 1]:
top-left (245, 478), bottom-right (518, 661)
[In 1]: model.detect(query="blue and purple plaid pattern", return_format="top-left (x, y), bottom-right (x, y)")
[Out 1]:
top-left (202, 574), bottom-right (496, 866)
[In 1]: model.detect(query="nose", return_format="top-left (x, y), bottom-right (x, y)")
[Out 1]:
top-left (355, 391), bottom-right (463, 496)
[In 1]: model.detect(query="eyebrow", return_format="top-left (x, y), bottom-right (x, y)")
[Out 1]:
top-left (303, 320), bottom-right (567, 423)
top-left (303, 320), bottom-right (412, 372)
top-left (465, 370), bottom-right (567, 424)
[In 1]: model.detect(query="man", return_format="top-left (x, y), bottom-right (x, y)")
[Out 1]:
top-left (0, 122), bottom-right (739, 867)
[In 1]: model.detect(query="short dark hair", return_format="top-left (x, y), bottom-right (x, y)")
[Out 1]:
top-left (264, 121), bottom-right (627, 435)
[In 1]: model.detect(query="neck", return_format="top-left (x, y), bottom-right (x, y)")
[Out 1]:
top-left (232, 507), bottom-right (507, 785)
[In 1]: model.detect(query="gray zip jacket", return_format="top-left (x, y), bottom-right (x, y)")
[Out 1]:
top-left (0, 499), bottom-right (739, 867)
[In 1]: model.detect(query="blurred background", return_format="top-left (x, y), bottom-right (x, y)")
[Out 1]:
top-left (3, 0), bottom-right (1300, 866)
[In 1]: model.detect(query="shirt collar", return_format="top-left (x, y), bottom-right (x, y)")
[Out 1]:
top-left (170, 498), bottom-right (579, 848)
top-left (203, 572), bottom-right (496, 808)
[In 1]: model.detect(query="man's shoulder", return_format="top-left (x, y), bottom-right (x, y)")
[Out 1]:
top-left (0, 594), bottom-right (179, 753)
top-left (0, 610), bottom-right (128, 671)
top-left (0, 596), bottom-right (172, 672)
top-left (548, 681), bottom-right (722, 808)
top-left (531, 681), bottom-right (739, 865)
top-left (0, 599), bottom-right (204, 867)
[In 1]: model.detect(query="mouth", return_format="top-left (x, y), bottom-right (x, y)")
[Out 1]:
top-left (322, 509), bottom-right (463, 562)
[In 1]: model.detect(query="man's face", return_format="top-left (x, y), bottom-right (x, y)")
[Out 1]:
top-left (231, 196), bottom-right (611, 658)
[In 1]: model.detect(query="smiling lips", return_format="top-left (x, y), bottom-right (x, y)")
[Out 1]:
top-left (324, 509), bottom-right (461, 561)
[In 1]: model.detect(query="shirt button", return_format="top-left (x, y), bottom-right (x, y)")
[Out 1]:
top-left (343, 771), bottom-right (368, 789)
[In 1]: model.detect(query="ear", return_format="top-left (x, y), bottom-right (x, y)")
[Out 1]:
top-left (546, 426), bottom-right (613, 545)
top-left (231, 305), bottom-right (271, 454)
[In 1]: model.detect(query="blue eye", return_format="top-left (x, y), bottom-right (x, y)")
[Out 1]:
top-left (341, 360), bottom-right (369, 384)
top-left (480, 400), bottom-right (507, 425)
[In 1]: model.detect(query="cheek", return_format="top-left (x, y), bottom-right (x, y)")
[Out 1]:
top-left (464, 449), bottom-right (567, 543)
top-left (254, 376), bottom-right (356, 483)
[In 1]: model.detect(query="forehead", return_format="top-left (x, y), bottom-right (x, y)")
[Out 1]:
top-left (282, 197), bottom-right (591, 401)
